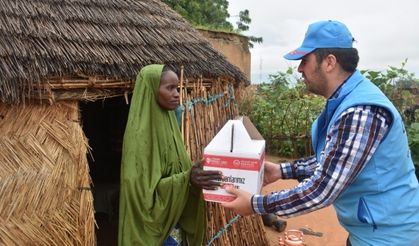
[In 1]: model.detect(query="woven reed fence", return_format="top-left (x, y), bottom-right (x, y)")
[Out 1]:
top-left (0, 101), bottom-right (95, 245)
top-left (179, 77), bottom-right (269, 246)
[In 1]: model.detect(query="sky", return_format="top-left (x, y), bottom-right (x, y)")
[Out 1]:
top-left (227, 0), bottom-right (419, 83)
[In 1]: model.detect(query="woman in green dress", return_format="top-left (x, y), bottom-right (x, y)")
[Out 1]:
top-left (118, 64), bottom-right (221, 246)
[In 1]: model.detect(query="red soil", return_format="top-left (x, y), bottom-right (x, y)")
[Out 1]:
top-left (263, 157), bottom-right (348, 246)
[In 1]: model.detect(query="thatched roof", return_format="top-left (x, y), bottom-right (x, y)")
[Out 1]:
top-left (0, 0), bottom-right (248, 103)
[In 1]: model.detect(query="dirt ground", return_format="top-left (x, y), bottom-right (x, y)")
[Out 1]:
top-left (263, 156), bottom-right (348, 246)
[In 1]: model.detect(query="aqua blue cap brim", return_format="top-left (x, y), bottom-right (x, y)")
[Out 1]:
top-left (284, 47), bottom-right (316, 60)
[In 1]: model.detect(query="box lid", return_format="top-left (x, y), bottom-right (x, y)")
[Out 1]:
top-left (204, 116), bottom-right (265, 158)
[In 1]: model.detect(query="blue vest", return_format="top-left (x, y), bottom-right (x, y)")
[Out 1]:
top-left (312, 70), bottom-right (419, 245)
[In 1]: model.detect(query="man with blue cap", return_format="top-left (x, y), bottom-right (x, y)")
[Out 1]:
top-left (222, 20), bottom-right (419, 245)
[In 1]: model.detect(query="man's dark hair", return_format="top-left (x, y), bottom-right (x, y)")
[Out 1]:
top-left (313, 48), bottom-right (359, 73)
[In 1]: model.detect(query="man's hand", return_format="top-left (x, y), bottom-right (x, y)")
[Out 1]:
top-left (263, 161), bottom-right (282, 186)
top-left (190, 159), bottom-right (223, 190)
top-left (221, 186), bottom-right (254, 216)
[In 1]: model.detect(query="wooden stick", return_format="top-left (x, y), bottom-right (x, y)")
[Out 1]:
top-left (179, 66), bottom-right (184, 140)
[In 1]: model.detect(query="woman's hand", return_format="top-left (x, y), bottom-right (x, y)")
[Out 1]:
top-left (190, 159), bottom-right (223, 190)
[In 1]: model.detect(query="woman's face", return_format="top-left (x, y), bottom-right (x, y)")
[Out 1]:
top-left (158, 70), bottom-right (180, 110)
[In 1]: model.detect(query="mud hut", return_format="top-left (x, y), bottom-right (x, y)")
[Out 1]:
top-left (0, 0), bottom-right (268, 245)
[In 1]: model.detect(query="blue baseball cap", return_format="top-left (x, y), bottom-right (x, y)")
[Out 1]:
top-left (284, 20), bottom-right (354, 60)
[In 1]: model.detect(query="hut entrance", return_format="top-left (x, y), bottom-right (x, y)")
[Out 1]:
top-left (80, 97), bottom-right (130, 245)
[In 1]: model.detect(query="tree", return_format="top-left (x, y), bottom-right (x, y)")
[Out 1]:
top-left (234, 9), bottom-right (263, 48)
top-left (162, 0), bottom-right (233, 31)
top-left (162, 0), bottom-right (263, 48)
top-left (236, 10), bottom-right (251, 31)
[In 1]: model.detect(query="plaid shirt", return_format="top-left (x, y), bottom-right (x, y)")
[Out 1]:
top-left (252, 105), bottom-right (391, 217)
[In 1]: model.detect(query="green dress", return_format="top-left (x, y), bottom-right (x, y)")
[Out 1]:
top-left (118, 65), bottom-right (206, 246)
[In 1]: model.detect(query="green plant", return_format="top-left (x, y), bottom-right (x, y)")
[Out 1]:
top-left (239, 67), bottom-right (324, 157)
top-left (362, 59), bottom-right (418, 119)
top-left (408, 123), bottom-right (419, 165)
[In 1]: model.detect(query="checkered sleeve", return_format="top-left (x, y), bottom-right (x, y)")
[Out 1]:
top-left (279, 156), bottom-right (319, 181)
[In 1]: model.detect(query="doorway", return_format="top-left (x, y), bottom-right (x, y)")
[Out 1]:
top-left (80, 97), bottom-right (130, 246)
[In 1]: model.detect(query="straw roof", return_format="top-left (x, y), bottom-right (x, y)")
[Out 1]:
top-left (0, 0), bottom-right (248, 103)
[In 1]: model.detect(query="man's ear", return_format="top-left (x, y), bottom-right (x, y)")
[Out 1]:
top-left (324, 54), bottom-right (337, 72)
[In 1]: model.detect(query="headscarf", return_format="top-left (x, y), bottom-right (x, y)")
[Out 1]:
top-left (118, 64), bottom-right (206, 246)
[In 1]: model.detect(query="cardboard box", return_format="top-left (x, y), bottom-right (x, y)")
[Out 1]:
top-left (203, 116), bottom-right (265, 203)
